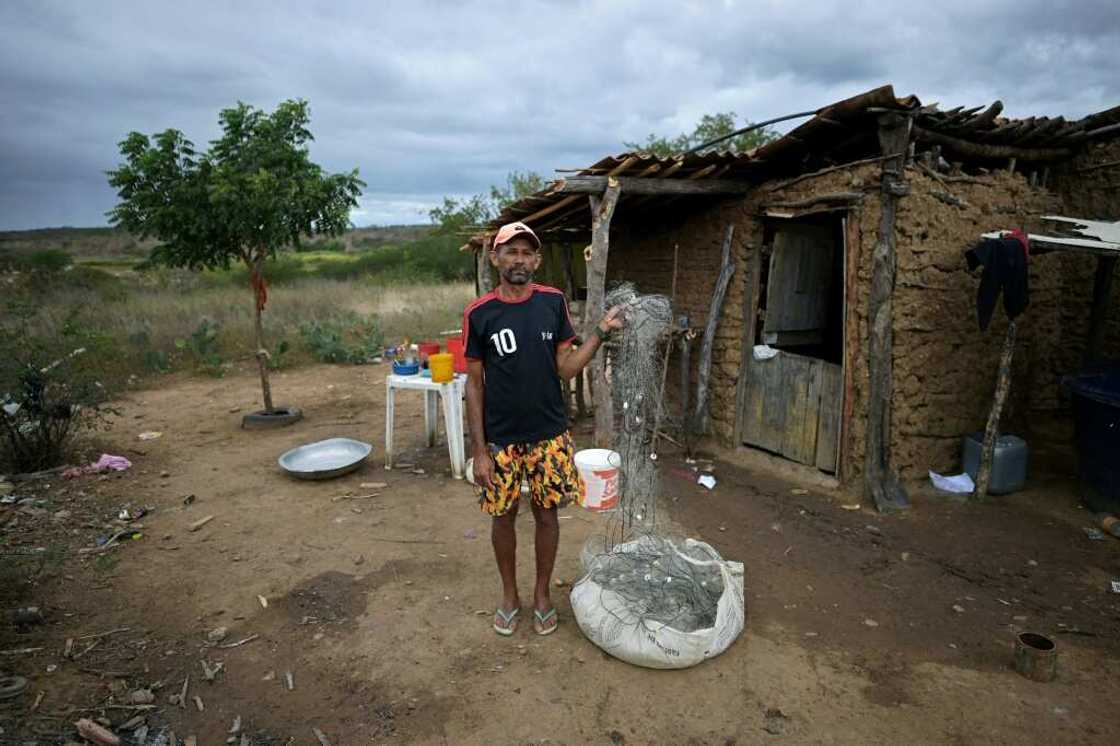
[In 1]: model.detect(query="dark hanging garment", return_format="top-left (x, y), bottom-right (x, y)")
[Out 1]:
top-left (965, 230), bottom-right (1030, 331)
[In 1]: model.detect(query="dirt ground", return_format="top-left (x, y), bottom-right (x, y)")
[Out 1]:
top-left (2, 363), bottom-right (1119, 745)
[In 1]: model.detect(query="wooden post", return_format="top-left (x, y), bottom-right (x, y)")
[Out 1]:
top-left (679, 327), bottom-right (692, 455)
top-left (1084, 255), bottom-right (1117, 366)
top-left (560, 244), bottom-right (584, 417)
top-left (840, 214), bottom-right (862, 484)
top-left (585, 182), bottom-right (622, 447)
top-left (651, 243), bottom-right (680, 453)
top-left (561, 242), bottom-right (577, 300)
top-left (693, 224), bottom-right (736, 435)
top-left (574, 366), bottom-right (587, 419)
top-left (864, 113), bottom-right (912, 512)
top-left (973, 321), bottom-right (1018, 499)
top-left (733, 243), bottom-right (763, 445)
top-left (476, 234), bottom-right (494, 296)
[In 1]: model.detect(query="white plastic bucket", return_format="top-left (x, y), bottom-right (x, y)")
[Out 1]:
top-left (574, 449), bottom-right (621, 511)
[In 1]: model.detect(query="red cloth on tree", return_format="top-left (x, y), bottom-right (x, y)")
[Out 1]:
top-left (249, 266), bottom-right (268, 311)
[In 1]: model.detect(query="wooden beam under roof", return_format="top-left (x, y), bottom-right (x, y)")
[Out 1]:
top-left (548, 175), bottom-right (753, 195)
top-left (534, 159), bottom-right (685, 233)
top-left (511, 156), bottom-right (640, 227)
top-left (914, 126), bottom-right (1073, 161)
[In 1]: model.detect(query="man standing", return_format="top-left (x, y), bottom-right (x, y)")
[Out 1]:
top-left (464, 221), bottom-right (623, 636)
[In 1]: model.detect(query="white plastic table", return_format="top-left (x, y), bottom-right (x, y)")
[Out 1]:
top-left (384, 373), bottom-right (467, 479)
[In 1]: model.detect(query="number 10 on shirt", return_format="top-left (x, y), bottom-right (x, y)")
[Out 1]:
top-left (490, 328), bottom-right (517, 356)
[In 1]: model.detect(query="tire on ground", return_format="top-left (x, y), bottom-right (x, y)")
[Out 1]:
top-left (241, 407), bottom-right (303, 430)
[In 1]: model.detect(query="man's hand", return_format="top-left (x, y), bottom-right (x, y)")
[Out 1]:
top-left (598, 304), bottom-right (626, 334)
top-left (556, 304), bottom-right (627, 380)
top-left (472, 449), bottom-right (495, 490)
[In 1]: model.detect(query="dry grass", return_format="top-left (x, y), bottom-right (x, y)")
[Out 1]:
top-left (16, 273), bottom-right (473, 381)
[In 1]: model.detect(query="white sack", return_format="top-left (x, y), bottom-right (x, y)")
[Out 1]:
top-left (570, 537), bottom-right (745, 669)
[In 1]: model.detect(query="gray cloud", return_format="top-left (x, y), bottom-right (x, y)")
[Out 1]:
top-left (1, 0), bottom-right (1117, 229)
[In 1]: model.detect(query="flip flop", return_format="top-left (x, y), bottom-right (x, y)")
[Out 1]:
top-left (533, 608), bottom-right (558, 636)
top-left (493, 607), bottom-right (519, 636)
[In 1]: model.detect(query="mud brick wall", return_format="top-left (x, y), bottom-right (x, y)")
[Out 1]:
top-left (603, 156), bottom-right (1119, 487)
top-left (886, 169), bottom-right (1065, 479)
top-left (609, 199), bottom-right (755, 445)
top-left (1053, 139), bottom-right (1120, 221)
top-left (1049, 138), bottom-right (1120, 378)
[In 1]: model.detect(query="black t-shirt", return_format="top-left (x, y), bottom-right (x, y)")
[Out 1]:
top-left (462, 284), bottom-right (577, 446)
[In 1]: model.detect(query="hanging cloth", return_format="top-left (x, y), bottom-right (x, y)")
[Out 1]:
top-left (965, 230), bottom-right (1030, 331)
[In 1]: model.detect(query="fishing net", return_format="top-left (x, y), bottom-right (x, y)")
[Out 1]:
top-left (602, 282), bottom-right (672, 542)
top-left (571, 283), bottom-right (745, 668)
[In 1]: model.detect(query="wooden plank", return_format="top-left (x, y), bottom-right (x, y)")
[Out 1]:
top-left (734, 244), bottom-right (764, 445)
top-left (815, 362), bottom-right (842, 473)
top-left (762, 192), bottom-right (864, 210)
top-left (779, 354), bottom-right (814, 464)
top-left (552, 175), bottom-right (752, 195)
top-left (750, 353), bottom-right (785, 454)
top-left (758, 354), bottom-right (786, 454)
top-left (739, 359), bottom-right (761, 447)
top-left (802, 359), bottom-right (827, 465)
top-left (763, 223), bottom-right (835, 335)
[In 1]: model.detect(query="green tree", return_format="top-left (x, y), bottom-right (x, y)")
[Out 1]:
top-left (428, 194), bottom-right (492, 235)
top-left (429, 170), bottom-right (544, 234)
top-left (625, 111), bottom-right (778, 157)
top-left (489, 170), bottom-right (545, 210)
top-left (107, 99), bottom-right (364, 412)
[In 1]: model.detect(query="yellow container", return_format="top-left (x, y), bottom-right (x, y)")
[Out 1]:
top-left (429, 352), bottom-right (454, 383)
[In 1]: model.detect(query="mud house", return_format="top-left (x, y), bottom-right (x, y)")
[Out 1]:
top-left (466, 86), bottom-right (1120, 503)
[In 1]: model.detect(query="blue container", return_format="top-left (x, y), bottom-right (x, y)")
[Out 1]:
top-left (962, 433), bottom-right (1028, 495)
top-left (1065, 368), bottom-right (1120, 513)
top-left (392, 360), bottom-right (419, 376)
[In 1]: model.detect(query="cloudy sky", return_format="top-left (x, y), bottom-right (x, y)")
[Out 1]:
top-left (1, 0), bottom-right (1117, 230)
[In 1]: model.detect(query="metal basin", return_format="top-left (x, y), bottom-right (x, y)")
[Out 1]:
top-left (278, 438), bottom-right (372, 480)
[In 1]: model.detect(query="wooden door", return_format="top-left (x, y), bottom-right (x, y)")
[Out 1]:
top-left (740, 350), bottom-right (841, 471)
top-left (763, 223), bottom-right (835, 347)
top-left (737, 220), bottom-right (842, 471)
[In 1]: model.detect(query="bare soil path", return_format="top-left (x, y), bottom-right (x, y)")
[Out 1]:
top-left (2, 364), bottom-right (1118, 744)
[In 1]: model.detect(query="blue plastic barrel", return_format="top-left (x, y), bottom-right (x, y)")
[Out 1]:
top-left (1065, 368), bottom-right (1120, 513)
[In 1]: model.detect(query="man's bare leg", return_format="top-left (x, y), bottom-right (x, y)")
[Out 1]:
top-left (530, 500), bottom-right (559, 629)
top-left (492, 502), bottom-right (520, 619)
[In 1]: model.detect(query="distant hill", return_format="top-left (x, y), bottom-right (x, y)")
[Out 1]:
top-left (0, 224), bottom-right (435, 259)
top-left (0, 226), bottom-right (154, 259)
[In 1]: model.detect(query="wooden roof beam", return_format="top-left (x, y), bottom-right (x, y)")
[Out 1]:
top-left (914, 126), bottom-right (1072, 161)
top-left (549, 175), bottom-right (753, 195)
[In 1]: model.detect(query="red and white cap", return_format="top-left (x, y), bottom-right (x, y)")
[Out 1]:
top-left (492, 221), bottom-right (541, 251)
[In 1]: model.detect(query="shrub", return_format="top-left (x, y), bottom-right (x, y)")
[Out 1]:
top-left (268, 339), bottom-right (291, 370)
top-left (0, 250), bottom-right (22, 271)
top-left (128, 330), bottom-right (171, 373)
top-left (175, 319), bottom-right (225, 377)
top-left (0, 303), bottom-right (114, 472)
top-left (300, 312), bottom-right (385, 364)
top-left (296, 238), bottom-right (346, 253)
top-left (26, 248), bottom-right (74, 273)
